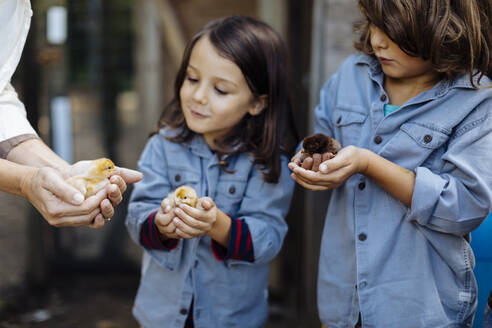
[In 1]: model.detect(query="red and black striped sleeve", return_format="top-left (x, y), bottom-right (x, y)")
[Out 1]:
top-left (211, 217), bottom-right (254, 262)
top-left (140, 211), bottom-right (179, 250)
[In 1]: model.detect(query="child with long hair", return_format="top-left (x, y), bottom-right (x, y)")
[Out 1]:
top-left (289, 0), bottom-right (492, 326)
top-left (126, 15), bottom-right (297, 327)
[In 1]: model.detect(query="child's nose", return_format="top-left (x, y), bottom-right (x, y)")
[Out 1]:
top-left (371, 27), bottom-right (389, 50)
top-left (192, 84), bottom-right (208, 105)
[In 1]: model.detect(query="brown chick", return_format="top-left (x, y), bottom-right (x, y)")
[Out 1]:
top-left (298, 133), bottom-right (342, 164)
top-left (302, 133), bottom-right (342, 155)
top-left (169, 185), bottom-right (198, 208)
top-left (66, 158), bottom-right (117, 198)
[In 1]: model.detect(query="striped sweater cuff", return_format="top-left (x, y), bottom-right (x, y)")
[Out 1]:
top-left (140, 211), bottom-right (179, 250)
top-left (211, 217), bottom-right (254, 262)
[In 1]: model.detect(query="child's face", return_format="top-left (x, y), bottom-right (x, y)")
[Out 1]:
top-left (369, 25), bottom-right (437, 81)
top-left (180, 36), bottom-right (261, 149)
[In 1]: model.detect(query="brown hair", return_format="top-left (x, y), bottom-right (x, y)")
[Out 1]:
top-left (155, 15), bottom-right (298, 183)
top-left (354, 0), bottom-right (492, 87)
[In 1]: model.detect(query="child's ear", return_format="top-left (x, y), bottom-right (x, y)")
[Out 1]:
top-left (249, 95), bottom-right (268, 116)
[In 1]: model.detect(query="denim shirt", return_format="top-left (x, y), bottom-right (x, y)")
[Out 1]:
top-left (315, 54), bottom-right (492, 327)
top-left (126, 128), bottom-right (294, 328)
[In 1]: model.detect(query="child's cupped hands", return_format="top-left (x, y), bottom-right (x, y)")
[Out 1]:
top-left (288, 145), bottom-right (369, 191)
top-left (169, 197), bottom-right (218, 239)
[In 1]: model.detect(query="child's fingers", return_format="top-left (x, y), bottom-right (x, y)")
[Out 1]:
top-left (322, 152), bottom-right (335, 162)
top-left (199, 197), bottom-right (215, 210)
top-left (174, 226), bottom-right (196, 239)
top-left (160, 198), bottom-right (173, 213)
top-left (155, 211), bottom-right (174, 227)
top-left (177, 203), bottom-right (204, 219)
top-left (290, 172), bottom-right (329, 191)
top-left (288, 162), bottom-right (299, 171)
top-left (173, 217), bottom-right (202, 236)
top-left (319, 156), bottom-right (349, 174)
top-left (159, 220), bottom-right (176, 235)
top-left (290, 150), bottom-right (303, 164)
top-left (302, 157), bottom-right (314, 170)
top-left (311, 153), bottom-right (322, 172)
top-left (175, 207), bottom-right (209, 231)
top-left (292, 166), bottom-right (336, 187)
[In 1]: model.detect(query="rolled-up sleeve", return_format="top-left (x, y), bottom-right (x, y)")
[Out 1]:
top-left (0, 83), bottom-right (38, 158)
top-left (406, 105), bottom-right (492, 235)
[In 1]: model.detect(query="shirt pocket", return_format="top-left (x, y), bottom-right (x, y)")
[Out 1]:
top-left (167, 166), bottom-right (200, 191)
top-left (214, 178), bottom-right (247, 217)
top-left (332, 108), bottom-right (368, 146)
top-left (382, 122), bottom-right (450, 170)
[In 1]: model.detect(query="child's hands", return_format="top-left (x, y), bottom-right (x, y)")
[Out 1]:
top-left (172, 197), bottom-right (218, 239)
top-left (154, 198), bottom-right (180, 239)
top-left (288, 146), bottom-right (369, 190)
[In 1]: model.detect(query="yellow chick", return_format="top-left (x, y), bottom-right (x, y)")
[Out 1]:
top-left (168, 185), bottom-right (198, 208)
top-left (66, 158), bottom-right (117, 198)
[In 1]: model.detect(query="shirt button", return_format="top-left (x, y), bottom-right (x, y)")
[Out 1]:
top-left (359, 281), bottom-right (367, 288)
top-left (424, 134), bottom-right (433, 143)
top-left (374, 136), bottom-right (382, 144)
top-left (229, 185), bottom-right (236, 194)
top-left (175, 174), bottom-right (181, 182)
top-left (180, 308), bottom-right (188, 315)
top-left (358, 233), bottom-right (367, 241)
top-left (358, 182), bottom-right (366, 190)
top-left (380, 94), bottom-right (387, 101)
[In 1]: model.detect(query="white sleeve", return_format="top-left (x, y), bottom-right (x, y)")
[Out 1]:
top-left (0, 0), bottom-right (37, 158)
top-left (0, 0), bottom-right (32, 92)
top-left (0, 83), bottom-right (38, 158)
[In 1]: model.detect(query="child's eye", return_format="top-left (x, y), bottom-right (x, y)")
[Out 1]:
top-left (215, 87), bottom-right (228, 95)
top-left (187, 77), bottom-right (198, 83)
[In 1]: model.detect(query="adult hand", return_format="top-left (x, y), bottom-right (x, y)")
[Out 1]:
top-left (99, 167), bottom-right (143, 220)
top-left (288, 146), bottom-right (368, 191)
top-left (172, 197), bottom-right (217, 239)
top-left (20, 166), bottom-right (108, 228)
top-left (63, 163), bottom-right (143, 221)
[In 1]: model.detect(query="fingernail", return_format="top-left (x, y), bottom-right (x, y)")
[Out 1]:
top-left (173, 218), bottom-right (179, 224)
top-left (320, 165), bottom-right (327, 173)
top-left (73, 193), bottom-right (84, 204)
top-left (165, 205), bottom-right (171, 212)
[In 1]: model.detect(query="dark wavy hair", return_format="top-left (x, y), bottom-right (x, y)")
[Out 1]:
top-left (354, 0), bottom-right (492, 87)
top-left (155, 15), bottom-right (298, 183)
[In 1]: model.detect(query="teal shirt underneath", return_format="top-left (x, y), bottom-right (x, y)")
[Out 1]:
top-left (384, 103), bottom-right (400, 116)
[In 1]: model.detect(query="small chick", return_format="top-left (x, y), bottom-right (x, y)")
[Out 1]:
top-left (297, 133), bottom-right (342, 164)
top-left (302, 133), bottom-right (342, 156)
top-left (168, 185), bottom-right (198, 208)
top-left (66, 158), bottom-right (116, 198)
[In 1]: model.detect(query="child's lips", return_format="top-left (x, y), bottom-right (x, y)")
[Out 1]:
top-left (191, 110), bottom-right (207, 118)
top-left (377, 56), bottom-right (393, 63)
top-left (188, 108), bottom-right (208, 119)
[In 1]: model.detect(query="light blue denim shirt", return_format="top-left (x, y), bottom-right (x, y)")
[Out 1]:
top-left (126, 128), bottom-right (294, 328)
top-left (315, 54), bottom-right (492, 327)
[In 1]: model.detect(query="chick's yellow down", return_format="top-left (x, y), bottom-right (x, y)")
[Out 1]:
top-left (168, 185), bottom-right (198, 208)
top-left (66, 158), bottom-right (116, 198)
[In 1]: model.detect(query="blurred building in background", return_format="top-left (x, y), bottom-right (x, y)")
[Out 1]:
top-left (0, 0), bottom-right (360, 327)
